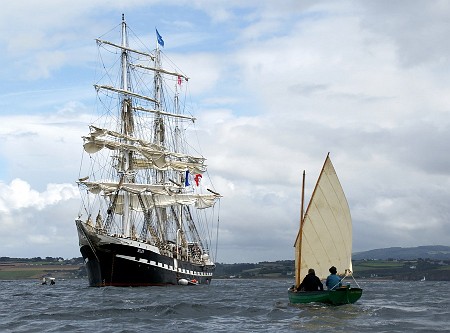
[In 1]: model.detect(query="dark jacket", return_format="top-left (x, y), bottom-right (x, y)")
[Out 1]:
top-left (299, 272), bottom-right (324, 291)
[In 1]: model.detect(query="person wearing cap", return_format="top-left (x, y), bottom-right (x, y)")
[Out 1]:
top-left (326, 266), bottom-right (342, 290)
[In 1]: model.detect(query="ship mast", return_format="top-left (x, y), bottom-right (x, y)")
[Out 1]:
top-left (120, 14), bottom-right (132, 237)
top-left (153, 31), bottom-right (168, 243)
top-left (174, 69), bottom-right (184, 258)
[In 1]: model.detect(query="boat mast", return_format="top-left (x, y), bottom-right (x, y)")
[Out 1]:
top-left (120, 14), bottom-right (132, 237)
top-left (300, 171), bottom-right (305, 230)
top-left (174, 77), bottom-right (184, 251)
top-left (153, 33), bottom-right (167, 243)
top-left (295, 170), bottom-right (306, 287)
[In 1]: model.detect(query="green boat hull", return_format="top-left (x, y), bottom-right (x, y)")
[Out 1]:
top-left (288, 287), bottom-right (363, 305)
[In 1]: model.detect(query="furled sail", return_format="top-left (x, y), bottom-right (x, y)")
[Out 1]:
top-left (82, 126), bottom-right (207, 174)
top-left (110, 193), bottom-right (220, 213)
top-left (78, 181), bottom-right (179, 195)
top-left (294, 154), bottom-right (352, 284)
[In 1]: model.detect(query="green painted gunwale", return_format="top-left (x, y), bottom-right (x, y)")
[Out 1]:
top-left (288, 287), bottom-right (363, 305)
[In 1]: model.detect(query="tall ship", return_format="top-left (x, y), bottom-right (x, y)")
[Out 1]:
top-left (75, 15), bottom-right (221, 287)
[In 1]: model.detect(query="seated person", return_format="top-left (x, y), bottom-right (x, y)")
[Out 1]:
top-left (298, 268), bottom-right (323, 291)
top-left (326, 266), bottom-right (342, 290)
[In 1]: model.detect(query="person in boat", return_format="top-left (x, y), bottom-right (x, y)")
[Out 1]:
top-left (326, 266), bottom-right (342, 290)
top-left (298, 268), bottom-right (323, 291)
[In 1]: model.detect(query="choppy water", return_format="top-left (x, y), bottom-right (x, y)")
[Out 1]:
top-left (0, 279), bottom-right (448, 332)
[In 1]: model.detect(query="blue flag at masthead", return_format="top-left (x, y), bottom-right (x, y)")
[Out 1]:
top-left (156, 29), bottom-right (164, 47)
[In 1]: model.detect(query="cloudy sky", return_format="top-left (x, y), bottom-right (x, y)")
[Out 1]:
top-left (1, 0), bottom-right (450, 263)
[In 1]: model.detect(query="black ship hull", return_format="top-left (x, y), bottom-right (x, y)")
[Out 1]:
top-left (76, 221), bottom-right (214, 287)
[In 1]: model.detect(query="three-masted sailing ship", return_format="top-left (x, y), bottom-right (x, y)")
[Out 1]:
top-left (75, 15), bottom-right (221, 287)
top-left (288, 154), bottom-right (362, 305)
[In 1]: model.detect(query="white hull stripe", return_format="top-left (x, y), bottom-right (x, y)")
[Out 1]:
top-left (115, 254), bottom-right (213, 277)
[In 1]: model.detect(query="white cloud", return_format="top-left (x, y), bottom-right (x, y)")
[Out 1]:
top-left (0, 178), bottom-right (80, 258)
top-left (0, 179), bottom-right (77, 212)
top-left (1, 1), bottom-right (450, 262)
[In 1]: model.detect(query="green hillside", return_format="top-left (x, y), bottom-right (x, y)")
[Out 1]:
top-left (353, 245), bottom-right (450, 260)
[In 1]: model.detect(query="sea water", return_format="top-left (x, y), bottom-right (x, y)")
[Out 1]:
top-left (0, 279), bottom-right (448, 332)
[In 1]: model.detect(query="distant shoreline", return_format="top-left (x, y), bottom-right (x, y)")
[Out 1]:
top-left (0, 261), bottom-right (84, 281)
top-left (1, 252), bottom-right (450, 281)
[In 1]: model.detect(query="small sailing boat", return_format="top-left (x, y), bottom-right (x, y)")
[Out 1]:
top-left (75, 15), bottom-right (221, 287)
top-left (288, 154), bottom-right (363, 305)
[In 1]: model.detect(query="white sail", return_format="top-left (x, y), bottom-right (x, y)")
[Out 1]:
top-left (295, 154), bottom-right (352, 283)
top-left (78, 181), bottom-right (179, 195)
top-left (111, 193), bottom-right (220, 213)
top-left (86, 125), bottom-right (164, 150)
top-left (83, 134), bottom-right (207, 173)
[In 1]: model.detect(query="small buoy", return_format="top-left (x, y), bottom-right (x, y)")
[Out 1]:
top-left (178, 278), bottom-right (189, 285)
